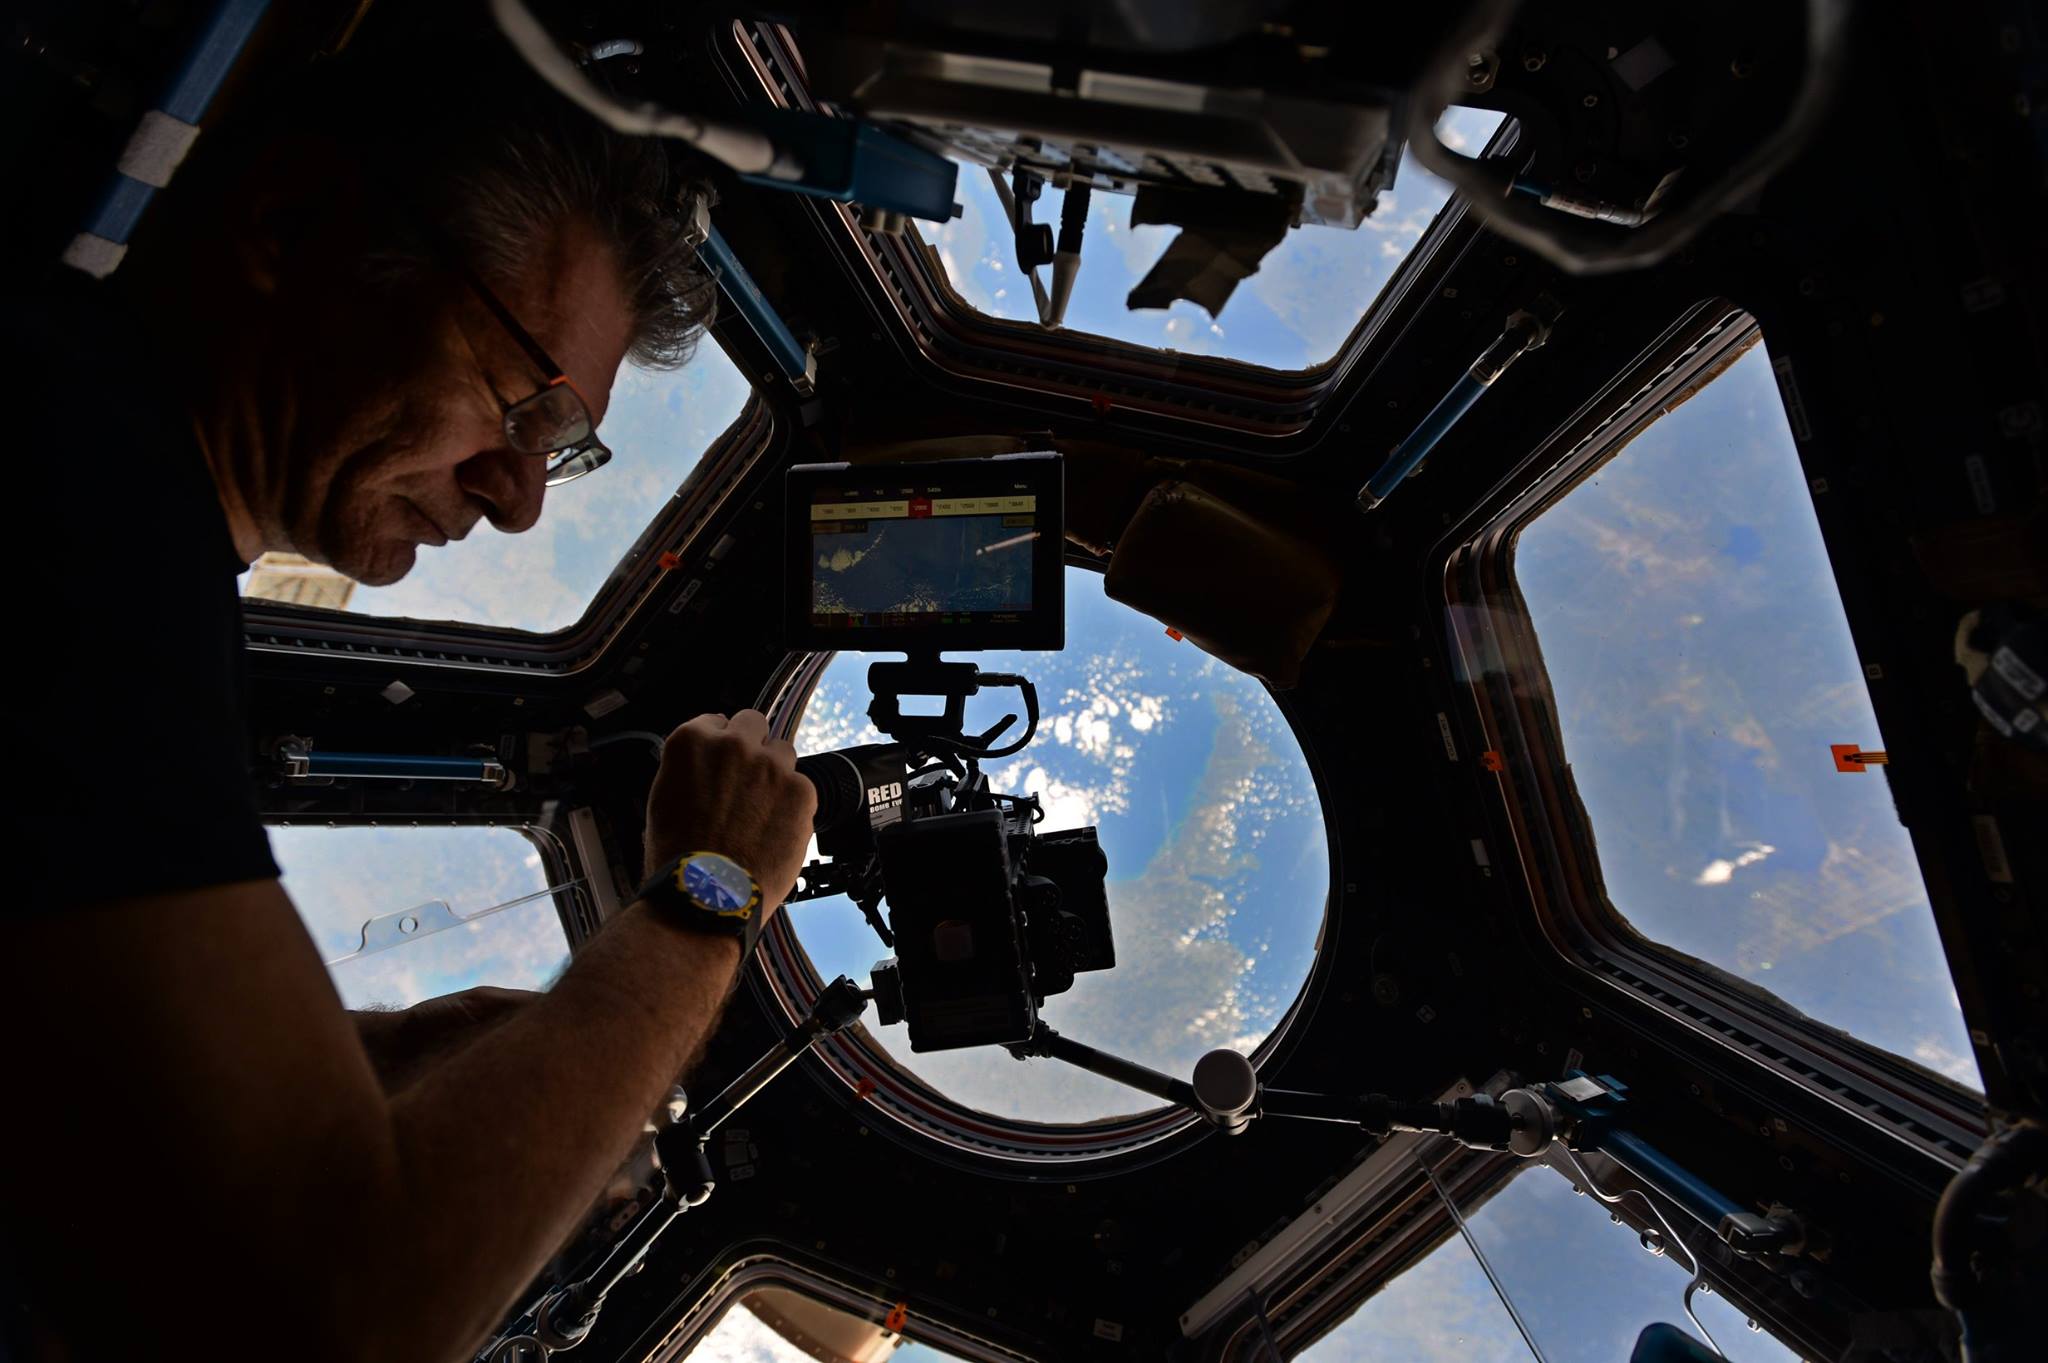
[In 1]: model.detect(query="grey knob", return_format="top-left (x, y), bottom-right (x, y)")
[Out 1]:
top-left (1192, 1049), bottom-right (1259, 1128)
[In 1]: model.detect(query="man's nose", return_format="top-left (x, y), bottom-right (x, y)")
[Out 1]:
top-left (456, 448), bottom-right (548, 533)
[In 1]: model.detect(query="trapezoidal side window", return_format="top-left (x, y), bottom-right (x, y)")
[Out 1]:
top-left (1462, 329), bottom-right (1980, 1093)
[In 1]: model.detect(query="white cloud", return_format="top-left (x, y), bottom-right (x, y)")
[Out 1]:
top-left (1693, 842), bottom-right (1776, 886)
top-left (1913, 1036), bottom-right (1981, 1086)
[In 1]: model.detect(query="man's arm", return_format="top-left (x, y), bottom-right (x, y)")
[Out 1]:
top-left (353, 987), bottom-right (538, 1092)
top-left (1, 711), bottom-right (814, 1363)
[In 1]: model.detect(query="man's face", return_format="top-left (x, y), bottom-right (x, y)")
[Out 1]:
top-left (262, 217), bottom-right (635, 586)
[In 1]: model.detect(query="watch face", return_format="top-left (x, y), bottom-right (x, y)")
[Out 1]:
top-left (680, 853), bottom-right (757, 917)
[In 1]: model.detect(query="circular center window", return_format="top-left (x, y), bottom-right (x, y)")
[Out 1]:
top-left (789, 567), bottom-right (1329, 1125)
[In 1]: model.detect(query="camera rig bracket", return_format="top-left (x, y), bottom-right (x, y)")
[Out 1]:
top-left (863, 654), bottom-right (1039, 760)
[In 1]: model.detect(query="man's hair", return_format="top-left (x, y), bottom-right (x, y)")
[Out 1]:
top-left (223, 32), bottom-right (718, 371)
top-left (397, 74), bottom-right (718, 372)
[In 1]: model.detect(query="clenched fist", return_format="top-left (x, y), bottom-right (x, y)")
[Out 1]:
top-left (643, 710), bottom-right (817, 917)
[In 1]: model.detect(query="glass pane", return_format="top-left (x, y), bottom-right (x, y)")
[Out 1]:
top-left (1513, 342), bottom-right (1979, 1087)
top-left (1291, 1213), bottom-right (1535, 1363)
top-left (790, 567), bottom-right (1329, 1124)
top-left (923, 109), bottom-right (1506, 372)
top-left (1457, 1162), bottom-right (1805, 1363)
top-left (269, 824), bottom-right (568, 1009)
top-left (242, 346), bottom-right (754, 632)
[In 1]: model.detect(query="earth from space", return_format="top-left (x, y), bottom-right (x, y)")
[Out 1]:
top-left (789, 567), bottom-right (1330, 1125)
top-left (812, 512), bottom-right (1037, 617)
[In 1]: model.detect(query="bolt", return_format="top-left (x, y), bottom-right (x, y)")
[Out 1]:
top-left (1522, 50), bottom-right (1547, 72)
top-left (1582, 92), bottom-right (1601, 108)
top-left (1581, 1006), bottom-right (1594, 1019)
top-left (1668, 132), bottom-right (1691, 150)
top-left (1574, 161), bottom-right (1598, 183)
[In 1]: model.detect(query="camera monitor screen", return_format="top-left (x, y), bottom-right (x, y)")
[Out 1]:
top-left (785, 454), bottom-right (1065, 652)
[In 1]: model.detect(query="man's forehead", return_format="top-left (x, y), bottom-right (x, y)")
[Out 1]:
top-left (504, 218), bottom-right (636, 417)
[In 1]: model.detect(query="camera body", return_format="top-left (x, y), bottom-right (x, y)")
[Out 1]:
top-left (786, 454), bottom-right (1114, 1052)
top-left (803, 741), bottom-right (1112, 1052)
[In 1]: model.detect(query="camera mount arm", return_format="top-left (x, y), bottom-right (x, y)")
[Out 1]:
top-left (1009, 1031), bottom-right (1806, 1265)
top-left (1005, 1021), bottom-right (1200, 1111)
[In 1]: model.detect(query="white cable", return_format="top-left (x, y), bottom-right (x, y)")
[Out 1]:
top-left (1408, 0), bottom-right (1851, 276)
top-left (488, 0), bottom-right (796, 178)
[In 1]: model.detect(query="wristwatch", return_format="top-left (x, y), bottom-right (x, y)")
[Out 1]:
top-left (638, 851), bottom-right (764, 961)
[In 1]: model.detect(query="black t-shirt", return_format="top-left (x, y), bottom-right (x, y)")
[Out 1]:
top-left (11, 272), bottom-right (280, 907)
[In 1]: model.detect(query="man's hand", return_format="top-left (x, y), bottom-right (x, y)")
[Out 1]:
top-left (354, 986), bottom-right (538, 1092)
top-left (644, 709), bottom-right (817, 912)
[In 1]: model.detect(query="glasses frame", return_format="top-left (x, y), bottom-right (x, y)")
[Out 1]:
top-left (432, 237), bottom-right (613, 487)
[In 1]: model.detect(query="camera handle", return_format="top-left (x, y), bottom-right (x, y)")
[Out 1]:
top-left (492, 978), bottom-right (870, 1360)
top-left (866, 654), bottom-right (1039, 760)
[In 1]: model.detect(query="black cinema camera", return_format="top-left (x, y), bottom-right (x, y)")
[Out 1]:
top-left (785, 455), bottom-right (1114, 1052)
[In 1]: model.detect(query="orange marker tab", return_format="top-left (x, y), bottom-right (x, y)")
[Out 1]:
top-left (1480, 750), bottom-right (1506, 772)
top-left (884, 1302), bottom-right (910, 1332)
top-left (1164, 627), bottom-right (1184, 642)
top-left (853, 1077), bottom-right (878, 1101)
top-left (657, 550), bottom-right (683, 571)
top-left (1831, 743), bottom-right (1889, 772)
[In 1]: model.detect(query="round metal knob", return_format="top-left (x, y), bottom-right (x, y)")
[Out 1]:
top-left (1192, 1049), bottom-right (1259, 1131)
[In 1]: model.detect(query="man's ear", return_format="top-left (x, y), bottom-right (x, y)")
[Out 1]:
top-left (229, 136), bottom-right (369, 297)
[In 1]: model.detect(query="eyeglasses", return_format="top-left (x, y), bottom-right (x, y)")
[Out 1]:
top-left (442, 249), bottom-right (612, 487)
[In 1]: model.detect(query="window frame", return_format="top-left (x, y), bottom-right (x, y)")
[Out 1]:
top-left (1211, 1143), bottom-right (1516, 1363)
top-left (645, 1253), bottom-right (1030, 1363)
top-left (727, 20), bottom-right (1521, 442)
top-left (744, 559), bottom-right (1339, 1168)
top-left (239, 336), bottom-right (776, 672)
top-left (1440, 306), bottom-right (1986, 1166)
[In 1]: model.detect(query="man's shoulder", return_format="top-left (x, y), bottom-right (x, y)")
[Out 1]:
top-left (10, 269), bottom-right (236, 576)
top-left (6, 269), bottom-right (278, 909)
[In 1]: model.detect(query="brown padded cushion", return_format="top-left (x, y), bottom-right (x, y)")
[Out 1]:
top-left (1102, 478), bottom-right (1340, 688)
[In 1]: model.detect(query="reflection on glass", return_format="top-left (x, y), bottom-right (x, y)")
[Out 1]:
top-left (269, 824), bottom-right (568, 1009)
top-left (242, 345), bottom-right (755, 633)
top-left (923, 109), bottom-right (1507, 372)
top-left (1514, 343), bottom-right (1980, 1088)
top-left (1291, 1213), bottom-right (1534, 1363)
top-left (1455, 1162), bottom-right (1803, 1363)
top-left (683, 1290), bottom-right (967, 1363)
top-left (790, 568), bottom-right (1329, 1124)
